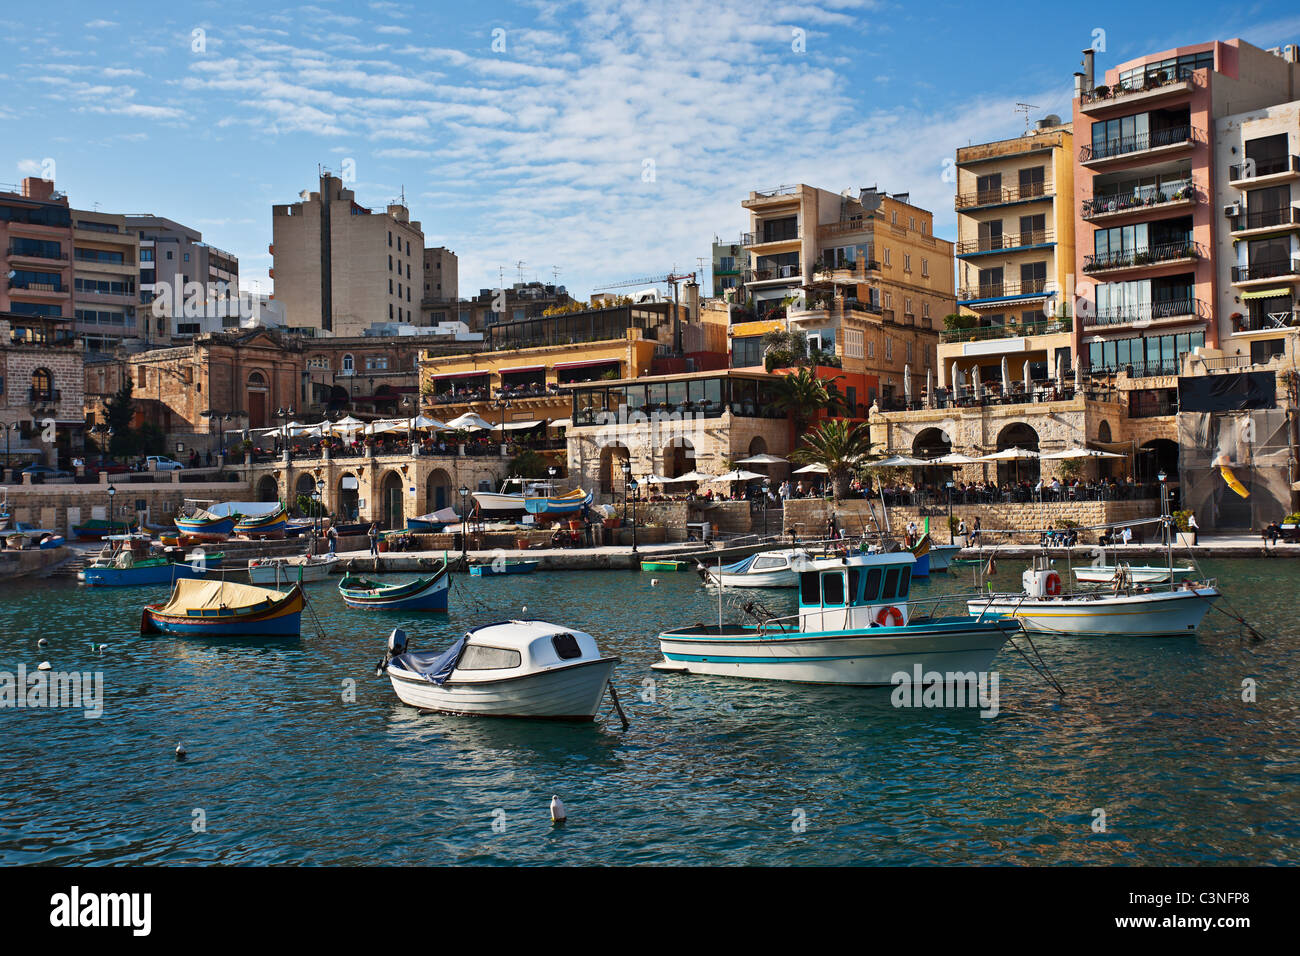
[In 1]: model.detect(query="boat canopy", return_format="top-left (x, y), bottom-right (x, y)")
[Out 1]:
top-left (400, 636), bottom-right (467, 685)
top-left (797, 552), bottom-right (916, 610)
top-left (155, 578), bottom-right (290, 614)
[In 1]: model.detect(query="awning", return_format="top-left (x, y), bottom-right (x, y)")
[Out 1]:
top-left (1240, 287), bottom-right (1292, 300)
top-left (499, 364), bottom-right (545, 374)
top-left (429, 370), bottom-right (488, 379)
top-left (491, 419), bottom-right (543, 431)
top-left (554, 359), bottom-right (620, 371)
top-left (548, 418), bottom-right (571, 429)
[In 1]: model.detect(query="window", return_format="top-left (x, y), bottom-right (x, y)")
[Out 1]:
top-left (31, 368), bottom-right (53, 399)
top-left (909, 216), bottom-right (916, 231)
top-left (863, 568), bottom-right (882, 601)
top-left (906, 341), bottom-right (913, 363)
top-left (923, 302), bottom-right (930, 318)
top-left (922, 258), bottom-right (929, 278)
top-left (389, 279), bottom-right (394, 294)
top-left (800, 573), bottom-right (820, 605)
top-left (881, 568), bottom-right (901, 600)
top-left (342, 354), bottom-right (354, 372)
top-left (821, 571), bottom-right (845, 606)
top-left (307, 356), bottom-right (329, 369)
top-left (904, 253), bottom-right (912, 272)
top-left (552, 633), bottom-right (582, 660)
top-left (388, 230), bottom-right (392, 246)
top-left (388, 255), bottom-right (393, 271)
top-left (868, 339), bottom-right (875, 359)
top-left (883, 247), bottom-right (891, 266)
top-left (904, 297), bottom-right (913, 315)
top-left (457, 644), bottom-right (522, 670)
top-left (365, 355), bottom-right (389, 370)
top-left (885, 338), bottom-right (893, 361)
top-left (183, 253), bottom-right (190, 262)
top-left (752, 557), bottom-right (786, 570)
top-left (891, 210), bottom-right (898, 225)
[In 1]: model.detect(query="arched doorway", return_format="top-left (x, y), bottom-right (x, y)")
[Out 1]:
top-left (337, 473), bottom-right (359, 522)
top-left (662, 437), bottom-right (694, 479)
top-left (995, 422), bottom-right (1040, 486)
top-left (1138, 439), bottom-right (1178, 484)
top-left (246, 370), bottom-right (269, 429)
top-left (1097, 421), bottom-right (1112, 443)
top-left (381, 470), bottom-right (404, 529)
top-left (747, 436), bottom-right (768, 457)
top-left (294, 473), bottom-right (318, 515)
top-left (913, 426), bottom-right (953, 489)
top-left (598, 443), bottom-right (630, 497)
top-left (255, 474), bottom-right (279, 502)
top-left (426, 468), bottom-right (451, 512)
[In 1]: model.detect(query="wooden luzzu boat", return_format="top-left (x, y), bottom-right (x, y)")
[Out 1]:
top-left (140, 578), bottom-right (304, 637)
top-left (338, 564), bottom-right (450, 611)
top-left (234, 504), bottom-right (288, 539)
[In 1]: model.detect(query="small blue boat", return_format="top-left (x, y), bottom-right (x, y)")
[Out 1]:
top-left (469, 559), bottom-right (540, 576)
top-left (338, 565), bottom-right (449, 611)
top-left (522, 488), bottom-right (592, 516)
top-left (407, 507), bottom-right (459, 533)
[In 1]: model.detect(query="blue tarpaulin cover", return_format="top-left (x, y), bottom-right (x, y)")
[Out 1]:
top-left (396, 637), bottom-right (467, 685)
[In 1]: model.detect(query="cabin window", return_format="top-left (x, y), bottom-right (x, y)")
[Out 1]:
top-left (752, 556), bottom-right (785, 570)
top-left (551, 633), bottom-right (582, 660)
top-left (800, 573), bottom-right (820, 605)
top-left (457, 645), bottom-right (521, 670)
top-left (821, 571), bottom-right (845, 606)
top-left (881, 568), bottom-right (900, 601)
top-left (898, 567), bottom-right (912, 599)
top-left (863, 568), bottom-right (882, 602)
top-left (847, 568), bottom-right (862, 603)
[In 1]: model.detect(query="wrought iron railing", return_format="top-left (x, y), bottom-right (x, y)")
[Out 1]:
top-left (1081, 180), bottom-right (1195, 218)
top-left (1083, 240), bottom-right (1200, 272)
top-left (1079, 125), bottom-right (1195, 162)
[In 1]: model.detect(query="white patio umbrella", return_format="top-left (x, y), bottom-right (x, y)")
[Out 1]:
top-left (1039, 447), bottom-right (1125, 460)
top-left (410, 415), bottom-right (445, 430)
top-left (930, 452), bottom-right (982, 465)
top-left (639, 474), bottom-right (671, 484)
top-left (1000, 356), bottom-right (1009, 391)
top-left (444, 412), bottom-right (494, 431)
top-left (363, 419), bottom-right (406, 435)
top-left (1055, 352), bottom-right (1064, 384)
top-left (972, 364), bottom-right (982, 399)
top-left (736, 453), bottom-right (788, 465)
top-left (867, 455), bottom-right (929, 467)
top-left (792, 463), bottom-right (829, 474)
top-left (926, 368), bottom-right (934, 409)
top-left (903, 364), bottom-right (912, 405)
top-left (978, 447), bottom-right (1040, 461)
top-left (1074, 360), bottom-right (1083, 392)
top-left (666, 470), bottom-right (716, 483)
top-left (1023, 359), bottom-right (1032, 394)
top-left (711, 469), bottom-right (765, 482)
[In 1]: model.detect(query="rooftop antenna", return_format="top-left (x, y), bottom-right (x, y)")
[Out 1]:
top-left (1015, 102), bottom-right (1038, 133)
top-left (551, 265), bottom-right (561, 284)
top-left (516, 260), bottom-right (526, 285)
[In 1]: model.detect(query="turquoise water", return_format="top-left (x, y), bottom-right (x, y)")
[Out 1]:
top-left (1, 558), bottom-right (1297, 865)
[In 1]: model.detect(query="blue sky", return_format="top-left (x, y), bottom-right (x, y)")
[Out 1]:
top-left (3, 0), bottom-right (1299, 301)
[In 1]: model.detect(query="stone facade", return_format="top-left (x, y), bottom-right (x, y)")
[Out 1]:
top-left (3, 476), bottom-right (247, 535)
top-left (1, 317), bottom-right (85, 468)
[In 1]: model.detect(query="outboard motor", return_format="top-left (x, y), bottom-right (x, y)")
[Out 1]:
top-left (376, 627), bottom-right (410, 675)
top-left (1022, 553), bottom-right (1061, 600)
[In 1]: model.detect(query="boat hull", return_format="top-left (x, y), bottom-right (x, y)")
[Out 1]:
top-left (339, 572), bottom-right (450, 611)
top-left (927, 545), bottom-right (961, 572)
top-left (387, 657), bottom-right (616, 719)
top-left (248, 556), bottom-right (338, 585)
top-left (967, 587), bottom-right (1219, 636)
top-left (83, 557), bottom-right (224, 588)
top-left (174, 516), bottom-right (236, 540)
top-left (72, 521), bottom-right (137, 541)
top-left (471, 492), bottom-right (528, 515)
top-left (469, 561), bottom-right (539, 576)
top-left (655, 618), bottom-right (1015, 685)
top-left (1072, 565), bottom-right (1195, 585)
top-left (140, 586), bottom-right (304, 637)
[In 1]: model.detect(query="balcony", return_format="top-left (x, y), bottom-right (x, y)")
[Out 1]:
top-left (1079, 74), bottom-right (1195, 114)
top-left (811, 258), bottom-right (880, 281)
top-left (955, 229), bottom-right (1054, 257)
top-left (957, 278), bottom-right (1050, 305)
top-left (7, 245), bottom-right (68, 263)
top-left (939, 317), bottom-right (1069, 343)
top-left (28, 388), bottom-right (62, 406)
top-left (1230, 206), bottom-right (1300, 238)
top-left (1231, 258), bottom-right (1300, 285)
top-left (817, 219), bottom-right (875, 239)
top-left (1081, 180), bottom-right (1196, 221)
top-left (954, 180), bottom-right (1052, 210)
top-left (743, 264), bottom-right (802, 283)
top-left (6, 278), bottom-right (67, 295)
top-left (742, 228), bottom-right (801, 248)
top-left (1080, 298), bottom-right (1204, 330)
top-left (1232, 308), bottom-right (1299, 334)
top-left (1082, 239), bottom-right (1201, 276)
top-left (1079, 126), bottom-right (1197, 166)
top-left (1229, 155), bottom-right (1300, 187)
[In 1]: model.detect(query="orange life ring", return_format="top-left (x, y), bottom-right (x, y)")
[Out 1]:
top-left (875, 605), bottom-right (905, 627)
top-left (1045, 571), bottom-right (1062, 596)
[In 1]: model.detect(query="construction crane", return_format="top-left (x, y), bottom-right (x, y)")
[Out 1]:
top-left (593, 269), bottom-right (699, 354)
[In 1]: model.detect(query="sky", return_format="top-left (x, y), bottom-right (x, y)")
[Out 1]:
top-left (3, 0), bottom-right (1300, 302)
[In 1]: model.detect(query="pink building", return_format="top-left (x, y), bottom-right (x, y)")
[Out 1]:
top-left (1072, 39), bottom-right (1300, 376)
top-left (0, 178), bottom-right (74, 330)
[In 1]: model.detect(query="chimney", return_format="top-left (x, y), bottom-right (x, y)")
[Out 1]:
top-left (1081, 49), bottom-right (1095, 91)
top-left (22, 177), bottom-right (55, 201)
top-left (1073, 72), bottom-right (1086, 98)
top-left (684, 280), bottom-right (700, 321)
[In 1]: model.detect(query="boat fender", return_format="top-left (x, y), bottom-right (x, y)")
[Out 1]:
top-left (875, 605), bottom-right (905, 627)
top-left (1044, 571), bottom-right (1061, 596)
top-left (387, 628), bottom-right (409, 656)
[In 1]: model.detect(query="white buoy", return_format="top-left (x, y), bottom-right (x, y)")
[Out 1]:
top-left (175, 743), bottom-right (187, 760)
top-left (522, 606), bottom-right (527, 615)
top-left (37, 661), bottom-right (51, 671)
top-left (651, 578), bottom-right (659, 586)
top-left (550, 795), bottom-right (567, 824)
top-left (37, 638), bottom-right (48, 647)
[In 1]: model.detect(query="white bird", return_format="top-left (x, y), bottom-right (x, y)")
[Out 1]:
top-left (37, 661), bottom-right (51, 671)
top-left (88, 643), bottom-right (106, 655)
top-left (521, 606), bottom-right (527, 615)
top-left (175, 743), bottom-right (187, 760)
top-left (37, 638), bottom-right (48, 647)
top-left (650, 578), bottom-right (659, 586)
top-left (550, 795), bottom-right (567, 824)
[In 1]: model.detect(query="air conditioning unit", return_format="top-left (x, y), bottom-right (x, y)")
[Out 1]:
top-left (1223, 203), bottom-right (1241, 218)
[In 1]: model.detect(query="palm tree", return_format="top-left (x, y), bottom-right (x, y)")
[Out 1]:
top-left (773, 366), bottom-right (848, 433)
top-left (791, 419), bottom-right (879, 499)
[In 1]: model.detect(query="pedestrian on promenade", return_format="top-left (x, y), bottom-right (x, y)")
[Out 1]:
top-left (327, 524), bottom-right (338, 555)
top-left (367, 522), bottom-right (380, 556)
top-left (971, 517), bottom-right (982, 546)
top-left (1188, 513), bottom-right (1198, 545)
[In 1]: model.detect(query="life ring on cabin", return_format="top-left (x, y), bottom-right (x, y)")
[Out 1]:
top-left (875, 605), bottom-right (905, 627)
top-left (1044, 571), bottom-right (1062, 596)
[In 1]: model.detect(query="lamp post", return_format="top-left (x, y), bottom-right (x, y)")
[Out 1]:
top-left (316, 478), bottom-right (325, 539)
top-left (497, 398), bottom-right (511, 454)
top-left (627, 477), bottom-right (639, 554)
top-left (620, 460), bottom-right (631, 526)
top-left (946, 480), bottom-right (955, 544)
top-left (459, 484), bottom-right (470, 564)
top-left (1157, 469), bottom-right (1170, 549)
top-left (762, 477), bottom-right (771, 538)
top-left (107, 484), bottom-right (117, 534)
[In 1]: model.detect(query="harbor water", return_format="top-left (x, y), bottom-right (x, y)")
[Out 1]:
top-left (1, 558), bottom-right (1297, 865)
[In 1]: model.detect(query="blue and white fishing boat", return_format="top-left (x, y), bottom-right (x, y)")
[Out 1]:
top-left (469, 559), bottom-right (540, 577)
top-left (657, 551), bottom-right (1019, 684)
top-left (407, 507), bottom-right (460, 533)
top-left (81, 534), bottom-right (224, 587)
top-left (697, 548), bottom-right (839, 588)
top-left (928, 544), bottom-right (961, 573)
top-left (338, 564), bottom-right (450, 611)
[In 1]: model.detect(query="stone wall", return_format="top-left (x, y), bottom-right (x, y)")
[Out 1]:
top-left (783, 497), bottom-right (1160, 543)
top-left (4, 479), bottom-right (254, 535)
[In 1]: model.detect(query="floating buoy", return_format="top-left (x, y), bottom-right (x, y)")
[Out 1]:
top-left (550, 795), bottom-right (567, 824)
top-left (522, 606), bottom-right (527, 615)
top-left (37, 638), bottom-right (48, 647)
top-left (175, 743), bottom-right (187, 760)
top-left (651, 579), bottom-right (659, 586)
top-left (37, 661), bottom-right (51, 671)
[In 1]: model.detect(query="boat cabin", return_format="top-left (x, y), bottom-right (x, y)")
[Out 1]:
top-left (797, 552), bottom-right (916, 631)
top-left (392, 620), bottom-right (605, 683)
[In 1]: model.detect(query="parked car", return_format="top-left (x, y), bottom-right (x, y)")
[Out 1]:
top-left (146, 455), bottom-right (185, 471)
top-left (20, 464), bottom-right (72, 480)
top-left (85, 457), bottom-right (129, 476)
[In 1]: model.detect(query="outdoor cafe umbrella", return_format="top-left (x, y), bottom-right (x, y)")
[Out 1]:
top-left (972, 364), bottom-right (982, 400)
top-left (1023, 358), bottom-right (1032, 394)
top-left (1055, 352), bottom-right (1064, 385)
top-left (930, 452), bottom-right (982, 465)
top-left (444, 412), bottom-right (494, 431)
top-left (980, 446), bottom-right (1039, 484)
top-left (903, 364), bottom-right (912, 406)
top-left (711, 469), bottom-right (765, 482)
top-left (1000, 356), bottom-right (1009, 392)
top-left (667, 471), bottom-right (716, 483)
top-left (1039, 447), bottom-right (1125, 460)
top-left (735, 453), bottom-right (788, 465)
top-left (1074, 360), bottom-right (1083, 392)
top-left (410, 415), bottom-right (445, 430)
top-left (926, 368), bottom-right (934, 409)
top-left (792, 463), bottom-right (829, 474)
top-left (867, 455), bottom-right (929, 468)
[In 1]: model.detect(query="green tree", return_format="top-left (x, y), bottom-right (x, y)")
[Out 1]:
top-left (761, 328), bottom-right (807, 371)
top-left (102, 379), bottom-right (136, 458)
top-left (791, 419), bottom-right (879, 499)
top-left (507, 448), bottom-right (550, 478)
top-left (773, 366), bottom-right (848, 433)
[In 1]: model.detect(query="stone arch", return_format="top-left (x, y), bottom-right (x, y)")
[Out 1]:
top-left (747, 436), bottom-right (768, 457)
top-left (246, 369), bottom-right (269, 429)
top-left (912, 427), bottom-right (952, 460)
top-left (995, 422), bottom-right (1040, 486)
top-left (337, 472), bottom-right (359, 522)
top-left (598, 442), bottom-right (630, 497)
top-left (1097, 420), bottom-right (1112, 443)
top-left (1139, 438), bottom-right (1178, 484)
top-left (662, 436), bottom-right (694, 479)
top-left (380, 469), bottom-right (405, 529)
top-left (255, 474), bottom-right (279, 502)
top-left (426, 467), bottom-right (452, 512)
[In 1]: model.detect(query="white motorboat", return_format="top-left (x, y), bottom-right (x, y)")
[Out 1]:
top-left (927, 544), bottom-right (961, 572)
top-left (657, 551), bottom-right (1019, 685)
top-left (248, 553), bottom-right (339, 585)
top-left (1072, 563), bottom-right (1195, 585)
top-left (967, 554), bottom-right (1219, 637)
top-left (698, 548), bottom-right (859, 588)
top-left (471, 478), bottom-right (557, 516)
top-left (377, 621), bottom-right (620, 720)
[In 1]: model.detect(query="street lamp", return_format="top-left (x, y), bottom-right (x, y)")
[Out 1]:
top-left (107, 484), bottom-right (117, 534)
top-left (627, 477), bottom-right (639, 554)
top-left (946, 480), bottom-right (955, 544)
top-left (316, 478), bottom-right (325, 538)
top-left (762, 477), bottom-right (771, 538)
top-left (1157, 469), bottom-right (1170, 547)
top-left (459, 484), bottom-right (470, 563)
top-left (620, 460), bottom-right (632, 526)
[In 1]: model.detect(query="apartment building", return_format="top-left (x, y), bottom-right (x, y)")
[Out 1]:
top-left (461, 282), bottom-right (574, 331)
top-left (0, 178), bottom-right (74, 327)
top-left (1072, 39), bottom-right (1300, 379)
top-left (711, 238), bottom-right (743, 298)
top-left (729, 183), bottom-right (952, 406)
top-left (945, 119), bottom-right (1076, 393)
top-left (127, 215), bottom-right (240, 344)
top-left (71, 209), bottom-right (140, 352)
top-left (419, 245), bottom-right (460, 327)
top-left (271, 173), bottom-right (423, 337)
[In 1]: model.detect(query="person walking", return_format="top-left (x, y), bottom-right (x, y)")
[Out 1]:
top-left (971, 517), bottom-right (982, 546)
top-left (327, 524), bottom-right (339, 555)
top-left (1188, 513), bottom-right (1198, 546)
top-left (367, 522), bottom-right (380, 556)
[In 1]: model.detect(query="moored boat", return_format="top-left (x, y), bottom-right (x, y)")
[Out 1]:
top-left (339, 565), bottom-right (449, 611)
top-left (140, 578), bottom-right (304, 637)
top-left (377, 621), bottom-right (619, 719)
top-left (247, 552), bottom-right (339, 585)
top-left (469, 559), bottom-right (540, 576)
top-left (641, 559), bottom-right (691, 573)
top-left (174, 501), bottom-right (240, 541)
top-left (927, 544), bottom-right (961, 572)
top-left (234, 504), bottom-right (288, 539)
top-left (1072, 562), bottom-right (1195, 585)
top-left (71, 517), bottom-right (138, 541)
top-left (81, 534), bottom-right (224, 587)
top-left (697, 548), bottom-right (844, 588)
top-left (407, 507), bottom-right (460, 533)
top-left (523, 488), bottom-right (592, 516)
top-left (657, 551), bottom-right (1019, 684)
